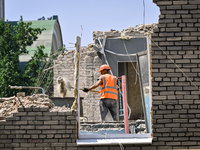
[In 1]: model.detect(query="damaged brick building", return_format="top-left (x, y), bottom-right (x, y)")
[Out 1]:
top-left (1, 0), bottom-right (200, 149)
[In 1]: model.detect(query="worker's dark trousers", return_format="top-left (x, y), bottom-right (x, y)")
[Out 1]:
top-left (99, 98), bottom-right (117, 121)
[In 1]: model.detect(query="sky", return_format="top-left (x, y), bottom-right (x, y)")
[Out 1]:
top-left (5, 0), bottom-right (160, 49)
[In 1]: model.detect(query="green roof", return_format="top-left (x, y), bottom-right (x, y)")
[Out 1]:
top-left (20, 20), bottom-right (56, 62)
top-left (7, 19), bottom-right (57, 62)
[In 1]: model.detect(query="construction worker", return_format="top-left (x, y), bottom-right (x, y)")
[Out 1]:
top-left (83, 64), bottom-right (118, 122)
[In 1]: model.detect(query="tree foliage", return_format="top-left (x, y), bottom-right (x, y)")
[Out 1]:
top-left (0, 17), bottom-right (47, 97)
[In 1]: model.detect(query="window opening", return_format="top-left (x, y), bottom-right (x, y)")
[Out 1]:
top-left (78, 36), bottom-right (152, 140)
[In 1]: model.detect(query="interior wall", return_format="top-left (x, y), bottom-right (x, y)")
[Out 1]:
top-left (118, 62), bottom-right (143, 120)
top-left (127, 62), bottom-right (143, 120)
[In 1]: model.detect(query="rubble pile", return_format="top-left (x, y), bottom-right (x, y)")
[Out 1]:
top-left (121, 23), bottom-right (158, 34)
top-left (0, 94), bottom-right (70, 118)
top-left (93, 23), bottom-right (158, 40)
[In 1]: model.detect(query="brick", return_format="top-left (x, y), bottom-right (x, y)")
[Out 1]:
top-left (51, 116), bottom-right (66, 120)
top-left (181, 123), bottom-right (195, 127)
top-left (20, 125), bottom-right (35, 129)
top-left (172, 128), bottom-right (187, 132)
top-left (5, 126), bottom-right (20, 129)
top-left (42, 130), bottom-right (57, 134)
top-left (156, 128), bottom-right (171, 132)
top-left (40, 107), bottom-right (49, 112)
top-left (24, 107), bottom-right (34, 112)
top-left (51, 125), bottom-right (65, 129)
top-left (18, 107), bottom-right (25, 112)
top-left (32, 107), bottom-right (40, 112)
top-left (164, 114), bottom-right (179, 119)
top-left (191, 42), bottom-right (200, 45)
top-left (157, 1), bottom-right (172, 5)
top-left (182, 14), bottom-right (192, 19)
top-left (36, 116), bottom-right (51, 121)
top-left (44, 121), bottom-right (58, 125)
top-left (182, 141), bottom-right (197, 146)
top-left (43, 112), bottom-right (58, 116)
top-left (184, 95), bottom-right (199, 99)
top-left (11, 130), bottom-right (26, 134)
top-left (13, 112), bottom-right (27, 116)
top-left (28, 121), bottom-right (43, 125)
top-left (159, 32), bottom-right (174, 37)
top-left (13, 121), bottom-right (27, 125)
top-left (13, 139), bottom-right (27, 143)
top-left (21, 117), bottom-right (35, 121)
top-left (20, 143), bottom-right (35, 148)
top-left (161, 9), bottom-right (176, 14)
top-left (166, 28), bottom-right (181, 32)
top-left (190, 1), bottom-right (200, 4)
top-left (24, 135), bottom-right (31, 138)
top-left (174, 137), bottom-right (189, 141)
top-left (160, 82), bottom-right (174, 86)
top-left (173, 1), bottom-right (188, 5)
top-left (44, 139), bottom-right (58, 143)
top-left (165, 123), bottom-right (180, 128)
top-left (27, 130), bottom-right (41, 134)
top-left (51, 143), bottom-right (65, 147)
top-left (159, 42), bottom-right (174, 46)
top-left (173, 119), bottom-right (188, 123)
top-left (0, 139), bottom-right (12, 143)
top-left (36, 125), bottom-right (50, 130)
top-left (28, 112), bottom-right (42, 116)
top-left (5, 143), bottom-right (20, 148)
top-left (67, 116), bottom-right (76, 120)
top-left (157, 119), bottom-right (172, 123)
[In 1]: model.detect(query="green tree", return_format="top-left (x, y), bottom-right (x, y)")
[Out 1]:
top-left (0, 17), bottom-right (45, 97)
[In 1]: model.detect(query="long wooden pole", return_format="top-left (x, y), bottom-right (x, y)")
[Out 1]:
top-left (122, 75), bottom-right (129, 134)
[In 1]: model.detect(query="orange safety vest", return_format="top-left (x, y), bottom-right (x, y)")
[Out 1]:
top-left (100, 74), bottom-right (118, 100)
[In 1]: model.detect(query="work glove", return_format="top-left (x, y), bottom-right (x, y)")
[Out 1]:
top-left (82, 88), bottom-right (89, 92)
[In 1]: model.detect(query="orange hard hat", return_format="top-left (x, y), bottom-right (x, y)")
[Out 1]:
top-left (99, 64), bottom-right (111, 72)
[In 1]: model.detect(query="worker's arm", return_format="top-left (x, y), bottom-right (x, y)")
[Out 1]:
top-left (88, 79), bottom-right (102, 91)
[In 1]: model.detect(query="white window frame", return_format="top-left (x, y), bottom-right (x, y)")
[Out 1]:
top-left (77, 35), bottom-right (152, 145)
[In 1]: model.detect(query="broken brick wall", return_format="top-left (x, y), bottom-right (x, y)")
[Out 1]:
top-left (0, 107), bottom-right (77, 150)
top-left (53, 47), bottom-right (102, 122)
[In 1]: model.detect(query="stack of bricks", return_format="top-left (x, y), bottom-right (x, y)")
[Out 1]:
top-left (0, 107), bottom-right (77, 150)
top-left (151, 0), bottom-right (200, 149)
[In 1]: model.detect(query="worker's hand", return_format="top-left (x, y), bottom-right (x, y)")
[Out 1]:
top-left (82, 88), bottom-right (89, 92)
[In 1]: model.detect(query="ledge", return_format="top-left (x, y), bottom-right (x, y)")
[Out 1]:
top-left (77, 137), bottom-right (152, 145)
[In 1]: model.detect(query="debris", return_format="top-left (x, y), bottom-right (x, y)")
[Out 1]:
top-left (0, 94), bottom-right (70, 118)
